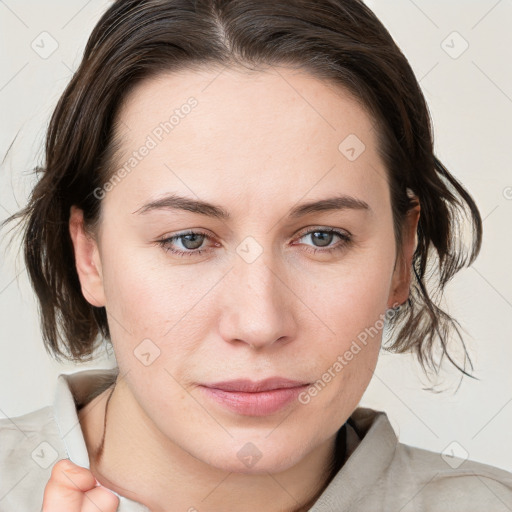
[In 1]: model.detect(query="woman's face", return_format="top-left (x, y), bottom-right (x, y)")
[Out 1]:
top-left (72, 66), bottom-right (418, 473)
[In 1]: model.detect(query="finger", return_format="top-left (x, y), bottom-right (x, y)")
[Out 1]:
top-left (82, 486), bottom-right (120, 512)
top-left (42, 459), bottom-right (97, 511)
top-left (51, 458), bottom-right (97, 491)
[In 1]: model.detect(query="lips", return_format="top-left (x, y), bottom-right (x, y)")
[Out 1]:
top-left (202, 377), bottom-right (309, 393)
top-left (199, 379), bottom-right (311, 416)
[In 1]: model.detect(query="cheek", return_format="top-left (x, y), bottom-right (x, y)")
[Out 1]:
top-left (303, 244), bottom-right (394, 336)
top-left (305, 296), bottom-right (384, 419)
top-left (100, 244), bottom-right (197, 331)
top-left (100, 245), bottom-right (219, 377)
top-left (300, 238), bottom-right (394, 386)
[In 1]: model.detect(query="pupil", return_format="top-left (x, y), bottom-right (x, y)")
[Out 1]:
top-left (312, 231), bottom-right (332, 247)
top-left (182, 234), bottom-right (204, 250)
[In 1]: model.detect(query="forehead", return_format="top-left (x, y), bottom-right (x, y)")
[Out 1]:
top-left (117, 65), bottom-right (377, 144)
top-left (108, 66), bottom-right (388, 217)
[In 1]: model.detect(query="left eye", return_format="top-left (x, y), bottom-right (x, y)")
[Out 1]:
top-left (156, 227), bottom-right (352, 257)
top-left (294, 228), bottom-right (352, 255)
top-left (296, 229), bottom-right (348, 248)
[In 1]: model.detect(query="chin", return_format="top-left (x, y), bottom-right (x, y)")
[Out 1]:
top-left (200, 440), bottom-right (307, 475)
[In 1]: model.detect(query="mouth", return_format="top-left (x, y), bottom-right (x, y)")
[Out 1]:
top-left (201, 377), bottom-right (310, 393)
top-left (198, 377), bottom-right (310, 416)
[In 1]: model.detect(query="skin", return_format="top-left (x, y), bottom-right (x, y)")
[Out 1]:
top-left (66, 65), bottom-right (420, 512)
top-left (42, 458), bottom-right (118, 511)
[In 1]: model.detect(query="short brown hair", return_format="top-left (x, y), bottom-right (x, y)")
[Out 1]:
top-left (1, 0), bottom-right (482, 380)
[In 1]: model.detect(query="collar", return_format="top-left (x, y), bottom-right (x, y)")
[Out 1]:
top-left (53, 368), bottom-right (149, 511)
top-left (308, 407), bottom-right (398, 511)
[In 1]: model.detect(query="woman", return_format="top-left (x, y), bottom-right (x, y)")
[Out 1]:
top-left (1, 0), bottom-right (511, 511)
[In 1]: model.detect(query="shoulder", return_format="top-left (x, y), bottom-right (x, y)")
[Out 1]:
top-left (0, 406), bottom-right (68, 511)
top-left (387, 441), bottom-right (512, 511)
top-left (345, 407), bottom-right (512, 511)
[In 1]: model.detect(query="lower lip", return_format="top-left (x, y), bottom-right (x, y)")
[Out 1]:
top-left (199, 385), bottom-right (309, 416)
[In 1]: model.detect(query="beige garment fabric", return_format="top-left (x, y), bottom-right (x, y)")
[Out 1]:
top-left (1, 368), bottom-right (511, 511)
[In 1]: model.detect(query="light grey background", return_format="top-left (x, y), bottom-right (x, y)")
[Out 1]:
top-left (1, 0), bottom-right (511, 473)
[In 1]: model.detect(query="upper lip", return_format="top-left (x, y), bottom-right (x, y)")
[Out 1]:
top-left (202, 377), bottom-right (310, 392)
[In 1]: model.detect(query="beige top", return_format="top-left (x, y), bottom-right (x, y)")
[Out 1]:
top-left (1, 368), bottom-right (511, 511)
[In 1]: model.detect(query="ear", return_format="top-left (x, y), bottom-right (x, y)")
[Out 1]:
top-left (387, 200), bottom-right (421, 309)
top-left (69, 205), bottom-right (106, 307)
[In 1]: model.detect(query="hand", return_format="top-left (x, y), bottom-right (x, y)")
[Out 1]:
top-left (42, 458), bottom-right (119, 512)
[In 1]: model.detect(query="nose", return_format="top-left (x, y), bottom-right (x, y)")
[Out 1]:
top-left (217, 251), bottom-right (297, 351)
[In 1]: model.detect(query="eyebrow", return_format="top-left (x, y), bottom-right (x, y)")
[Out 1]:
top-left (132, 193), bottom-right (371, 219)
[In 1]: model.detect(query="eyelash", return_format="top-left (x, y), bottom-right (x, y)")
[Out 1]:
top-left (156, 227), bottom-right (352, 258)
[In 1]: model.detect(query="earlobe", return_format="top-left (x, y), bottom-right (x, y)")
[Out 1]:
top-left (69, 206), bottom-right (106, 307)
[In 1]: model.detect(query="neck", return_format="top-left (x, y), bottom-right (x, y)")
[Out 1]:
top-left (78, 376), bottom-right (344, 512)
